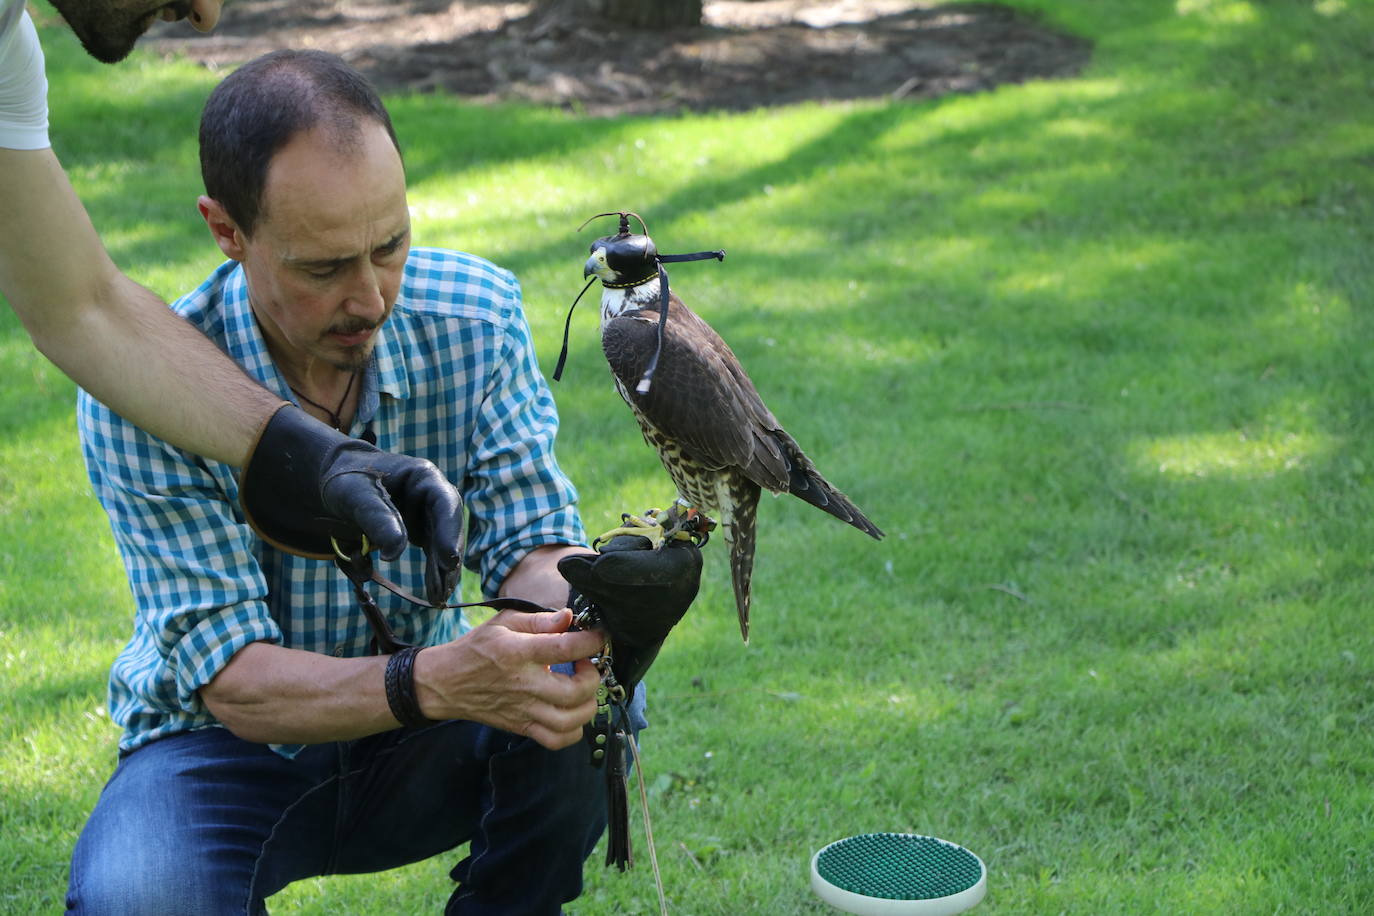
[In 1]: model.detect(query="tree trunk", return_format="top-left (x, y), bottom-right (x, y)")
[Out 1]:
top-left (603, 0), bottom-right (702, 28)
top-left (533, 0), bottom-right (703, 29)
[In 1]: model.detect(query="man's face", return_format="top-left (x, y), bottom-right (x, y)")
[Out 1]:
top-left (226, 122), bottom-right (411, 379)
top-left (48, 0), bottom-right (222, 63)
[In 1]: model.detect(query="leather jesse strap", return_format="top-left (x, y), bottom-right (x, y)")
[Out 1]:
top-left (331, 540), bottom-right (549, 655)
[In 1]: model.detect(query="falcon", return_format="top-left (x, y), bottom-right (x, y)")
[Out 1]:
top-left (560, 212), bottom-right (883, 642)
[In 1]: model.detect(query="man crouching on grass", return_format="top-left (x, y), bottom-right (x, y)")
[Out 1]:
top-left (64, 49), bottom-right (695, 915)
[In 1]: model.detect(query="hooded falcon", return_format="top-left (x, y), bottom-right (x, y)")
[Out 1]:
top-left (568, 212), bottom-right (883, 642)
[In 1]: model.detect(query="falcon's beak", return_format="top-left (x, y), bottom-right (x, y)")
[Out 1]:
top-left (585, 247), bottom-right (610, 280)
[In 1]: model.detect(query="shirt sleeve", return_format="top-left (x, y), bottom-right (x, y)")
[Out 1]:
top-left (462, 275), bottom-right (586, 595)
top-left (0, 7), bottom-right (50, 150)
top-left (77, 388), bottom-right (282, 720)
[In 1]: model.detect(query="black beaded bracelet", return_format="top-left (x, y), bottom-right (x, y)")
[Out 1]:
top-left (384, 646), bottom-right (433, 728)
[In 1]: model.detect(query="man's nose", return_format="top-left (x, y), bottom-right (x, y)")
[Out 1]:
top-left (343, 263), bottom-right (387, 322)
top-left (188, 0), bottom-right (222, 32)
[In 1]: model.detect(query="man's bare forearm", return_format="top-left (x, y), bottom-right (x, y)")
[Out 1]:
top-left (1, 146), bottom-right (282, 466)
top-left (499, 544), bottom-right (594, 609)
top-left (201, 643), bottom-right (396, 744)
top-left (203, 614), bottom-right (604, 748)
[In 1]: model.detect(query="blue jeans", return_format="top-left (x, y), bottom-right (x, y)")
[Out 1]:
top-left (65, 692), bottom-right (646, 916)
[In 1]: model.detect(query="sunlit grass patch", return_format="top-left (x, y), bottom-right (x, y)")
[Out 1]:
top-left (1134, 427), bottom-right (1333, 480)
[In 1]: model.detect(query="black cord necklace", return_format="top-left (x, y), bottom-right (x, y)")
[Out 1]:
top-left (289, 369), bottom-right (358, 432)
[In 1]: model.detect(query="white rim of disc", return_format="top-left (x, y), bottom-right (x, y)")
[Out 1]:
top-left (809, 834), bottom-right (987, 916)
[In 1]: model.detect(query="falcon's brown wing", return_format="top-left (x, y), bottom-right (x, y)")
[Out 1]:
top-left (601, 296), bottom-right (793, 491)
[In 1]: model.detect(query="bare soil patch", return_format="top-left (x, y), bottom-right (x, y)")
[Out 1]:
top-left (145, 0), bottom-right (1090, 116)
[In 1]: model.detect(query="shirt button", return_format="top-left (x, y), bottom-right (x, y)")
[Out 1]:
top-left (333, 645), bottom-right (345, 657)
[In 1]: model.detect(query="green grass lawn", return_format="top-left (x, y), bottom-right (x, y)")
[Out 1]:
top-left (4, 0), bottom-right (1374, 912)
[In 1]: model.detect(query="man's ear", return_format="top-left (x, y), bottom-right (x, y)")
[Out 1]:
top-left (198, 196), bottom-right (247, 261)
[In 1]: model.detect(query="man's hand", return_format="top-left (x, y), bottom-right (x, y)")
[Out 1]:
top-left (240, 405), bottom-right (464, 605)
top-left (413, 609), bottom-right (604, 750)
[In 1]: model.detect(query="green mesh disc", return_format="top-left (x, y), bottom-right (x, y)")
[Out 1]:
top-left (811, 834), bottom-right (986, 915)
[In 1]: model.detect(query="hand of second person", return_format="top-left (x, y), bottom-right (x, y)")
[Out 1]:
top-left (412, 609), bottom-right (604, 750)
top-left (240, 405), bottom-right (464, 606)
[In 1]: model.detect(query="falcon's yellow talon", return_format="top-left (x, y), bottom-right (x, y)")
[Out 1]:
top-left (592, 509), bottom-right (667, 550)
top-left (591, 503), bottom-right (717, 551)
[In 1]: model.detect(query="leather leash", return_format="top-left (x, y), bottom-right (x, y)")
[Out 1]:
top-left (330, 537), bottom-right (549, 654)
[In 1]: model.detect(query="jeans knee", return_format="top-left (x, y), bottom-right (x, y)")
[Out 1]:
top-left (67, 831), bottom-right (256, 916)
top-left (68, 867), bottom-right (194, 915)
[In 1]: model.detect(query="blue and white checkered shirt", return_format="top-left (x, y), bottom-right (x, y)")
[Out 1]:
top-left (78, 248), bottom-right (585, 757)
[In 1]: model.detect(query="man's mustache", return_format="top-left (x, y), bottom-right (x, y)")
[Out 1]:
top-left (328, 320), bottom-right (380, 336)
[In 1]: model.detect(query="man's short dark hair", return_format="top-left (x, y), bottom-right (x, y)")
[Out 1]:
top-left (199, 50), bottom-right (401, 238)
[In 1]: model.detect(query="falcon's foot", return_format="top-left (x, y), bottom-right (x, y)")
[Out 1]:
top-left (591, 501), bottom-right (717, 551)
top-left (593, 510), bottom-right (668, 550)
top-left (657, 501), bottom-right (717, 546)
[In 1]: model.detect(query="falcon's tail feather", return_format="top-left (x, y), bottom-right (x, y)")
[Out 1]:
top-left (775, 433), bottom-right (884, 540)
top-left (725, 483), bottom-right (759, 644)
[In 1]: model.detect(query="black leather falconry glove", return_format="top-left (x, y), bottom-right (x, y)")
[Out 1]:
top-left (557, 533), bottom-right (703, 697)
top-left (560, 522), bottom-right (703, 872)
top-left (239, 404), bottom-right (464, 607)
